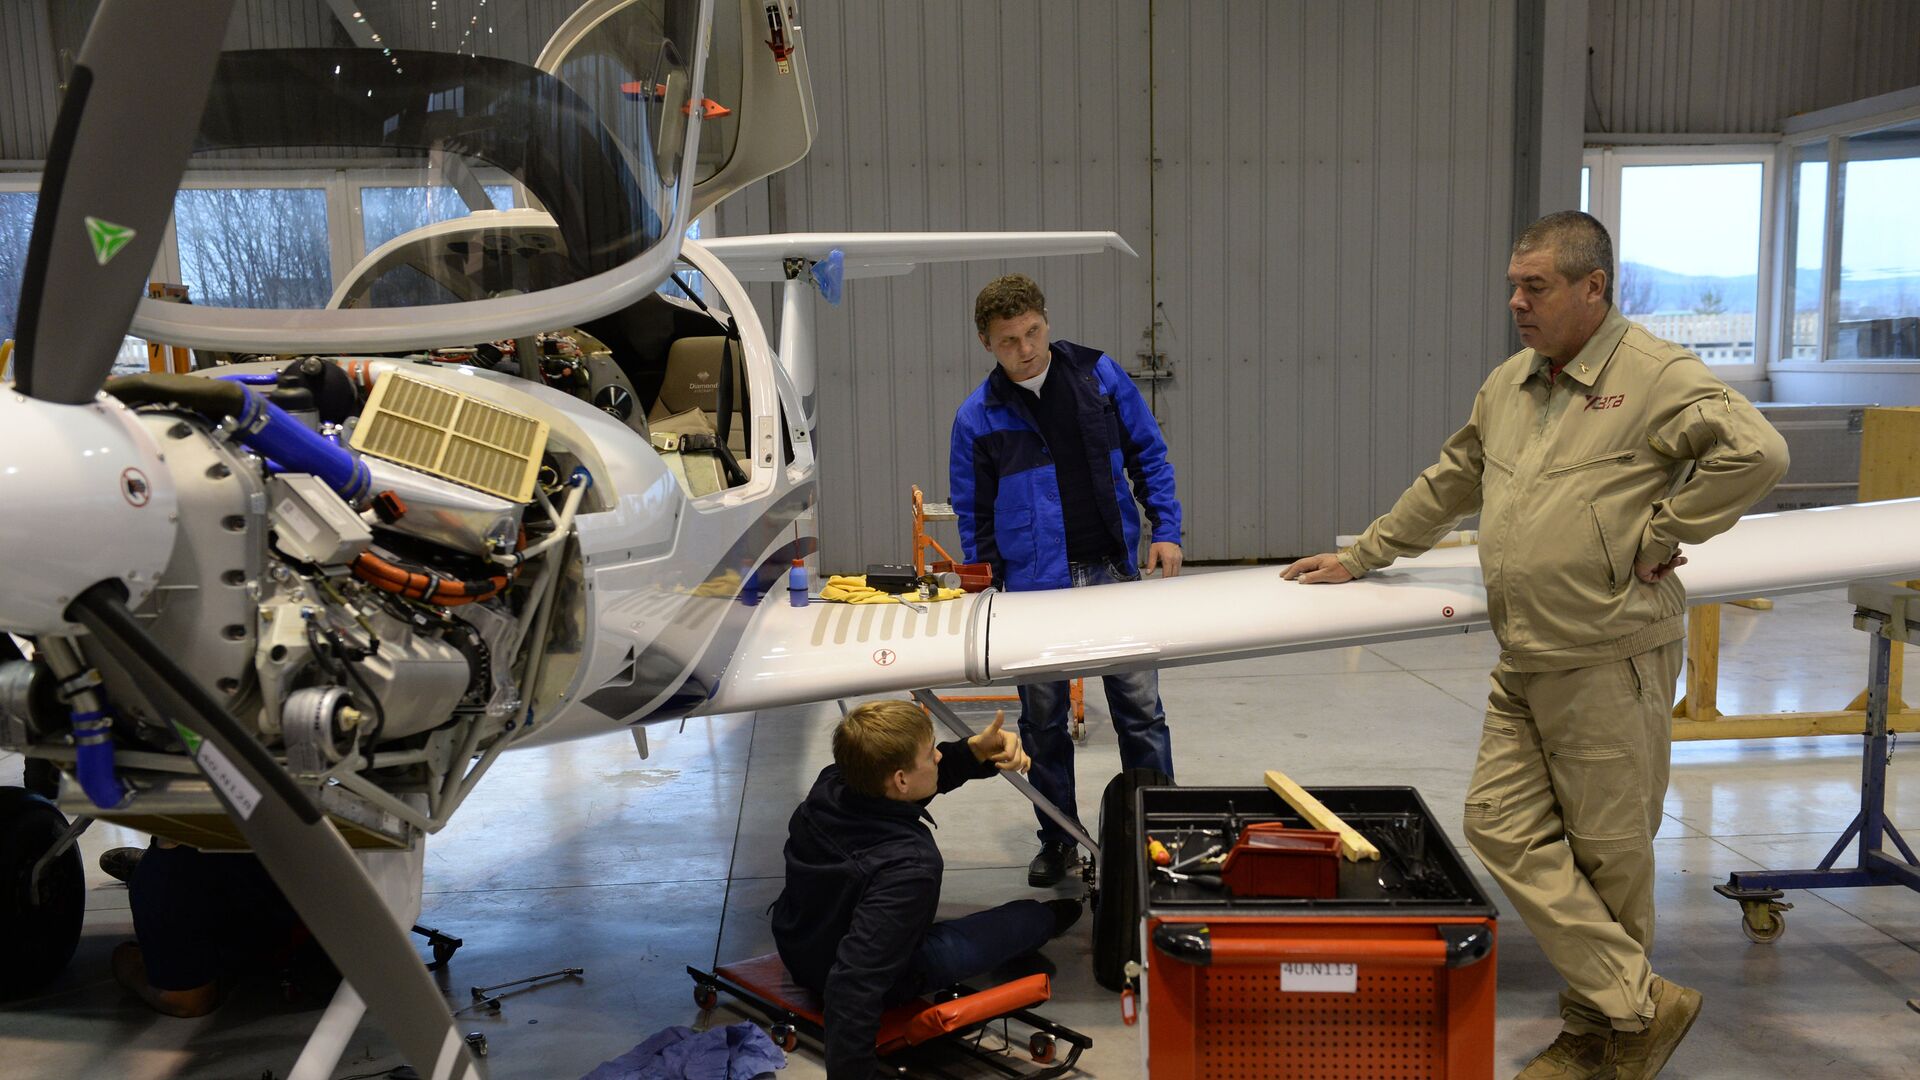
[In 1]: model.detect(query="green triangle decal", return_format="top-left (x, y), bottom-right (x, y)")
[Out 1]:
top-left (85, 215), bottom-right (136, 266)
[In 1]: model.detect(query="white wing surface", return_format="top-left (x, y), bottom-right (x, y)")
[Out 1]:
top-left (700, 231), bottom-right (1138, 281)
top-left (699, 499), bottom-right (1920, 715)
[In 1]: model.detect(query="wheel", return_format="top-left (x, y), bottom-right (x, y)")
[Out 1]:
top-left (1741, 905), bottom-right (1786, 944)
top-left (1028, 1032), bottom-right (1056, 1063)
top-left (0, 786), bottom-right (86, 995)
top-left (769, 1022), bottom-right (798, 1052)
top-left (692, 982), bottom-right (718, 1010)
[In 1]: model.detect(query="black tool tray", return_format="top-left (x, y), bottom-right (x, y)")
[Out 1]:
top-left (1137, 785), bottom-right (1497, 919)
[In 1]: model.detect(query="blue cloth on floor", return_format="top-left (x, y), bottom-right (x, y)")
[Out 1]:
top-left (580, 1022), bottom-right (786, 1080)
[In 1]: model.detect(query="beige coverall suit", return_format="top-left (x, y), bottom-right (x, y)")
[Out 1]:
top-left (1336, 307), bottom-right (1789, 1034)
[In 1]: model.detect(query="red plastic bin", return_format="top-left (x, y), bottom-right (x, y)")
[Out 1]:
top-left (1217, 823), bottom-right (1341, 899)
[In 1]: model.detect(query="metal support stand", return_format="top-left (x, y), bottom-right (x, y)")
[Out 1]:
top-left (912, 689), bottom-right (1100, 860)
top-left (1715, 584), bottom-right (1920, 950)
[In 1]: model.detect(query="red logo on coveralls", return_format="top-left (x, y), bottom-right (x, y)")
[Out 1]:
top-left (1583, 394), bottom-right (1626, 411)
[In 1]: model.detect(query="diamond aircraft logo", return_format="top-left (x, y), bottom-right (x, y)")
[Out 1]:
top-left (85, 216), bottom-right (136, 266)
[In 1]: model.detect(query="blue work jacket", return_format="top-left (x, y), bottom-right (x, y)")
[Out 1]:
top-left (948, 341), bottom-right (1182, 592)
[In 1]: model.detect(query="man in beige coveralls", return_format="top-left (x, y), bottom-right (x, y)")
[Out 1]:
top-left (1284, 211), bottom-right (1788, 1080)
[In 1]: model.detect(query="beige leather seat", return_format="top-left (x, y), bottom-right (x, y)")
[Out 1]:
top-left (650, 336), bottom-right (747, 457)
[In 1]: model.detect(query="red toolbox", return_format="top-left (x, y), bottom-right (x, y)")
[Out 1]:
top-left (1138, 786), bottom-right (1497, 1079)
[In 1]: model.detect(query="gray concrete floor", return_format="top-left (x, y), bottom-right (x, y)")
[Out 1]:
top-left (2, 585), bottom-right (1917, 1078)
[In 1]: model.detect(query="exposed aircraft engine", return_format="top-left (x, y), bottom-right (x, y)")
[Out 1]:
top-left (0, 357), bottom-right (588, 849)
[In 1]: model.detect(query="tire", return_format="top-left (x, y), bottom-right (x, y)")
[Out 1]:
top-left (1090, 767), bottom-right (1172, 992)
top-left (0, 786), bottom-right (86, 995)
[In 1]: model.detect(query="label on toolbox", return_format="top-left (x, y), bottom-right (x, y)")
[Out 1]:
top-left (1280, 962), bottom-right (1358, 993)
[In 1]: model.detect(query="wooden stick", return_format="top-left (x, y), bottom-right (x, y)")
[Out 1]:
top-left (1263, 770), bottom-right (1381, 862)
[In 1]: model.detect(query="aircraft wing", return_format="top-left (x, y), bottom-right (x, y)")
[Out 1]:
top-left (699, 231), bottom-right (1138, 281)
top-left (699, 498), bottom-right (1920, 715)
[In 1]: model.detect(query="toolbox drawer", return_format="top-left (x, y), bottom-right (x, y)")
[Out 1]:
top-left (1138, 786), bottom-right (1496, 1080)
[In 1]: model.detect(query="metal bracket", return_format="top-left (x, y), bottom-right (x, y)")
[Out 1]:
top-left (1130, 351), bottom-right (1174, 382)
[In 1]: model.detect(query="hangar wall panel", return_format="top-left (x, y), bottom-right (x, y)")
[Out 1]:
top-left (721, 0), bottom-right (1519, 567)
top-left (718, 0), bottom-right (1157, 569)
top-left (1587, 0), bottom-right (1920, 135)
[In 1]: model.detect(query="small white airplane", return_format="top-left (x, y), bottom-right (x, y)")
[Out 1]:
top-left (4, 2), bottom-right (1920, 1078)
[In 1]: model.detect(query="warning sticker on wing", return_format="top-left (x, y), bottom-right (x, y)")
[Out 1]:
top-left (1280, 962), bottom-right (1357, 993)
top-left (196, 740), bottom-right (263, 821)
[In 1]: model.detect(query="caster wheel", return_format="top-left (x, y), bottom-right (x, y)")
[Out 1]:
top-left (1028, 1032), bottom-right (1056, 1064)
top-left (770, 1022), bottom-right (798, 1052)
top-left (1741, 905), bottom-right (1786, 944)
top-left (693, 983), bottom-right (717, 1010)
top-left (0, 787), bottom-right (85, 995)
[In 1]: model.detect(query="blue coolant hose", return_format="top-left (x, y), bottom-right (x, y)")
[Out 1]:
top-left (233, 384), bottom-right (370, 501)
top-left (106, 372), bottom-right (371, 502)
top-left (71, 708), bottom-right (133, 810)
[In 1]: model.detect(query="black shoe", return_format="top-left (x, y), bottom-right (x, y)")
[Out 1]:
top-left (1027, 842), bottom-right (1076, 887)
top-left (1044, 897), bottom-right (1084, 938)
top-left (98, 847), bottom-right (144, 885)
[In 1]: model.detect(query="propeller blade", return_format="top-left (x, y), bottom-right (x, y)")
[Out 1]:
top-left (66, 584), bottom-right (480, 1080)
top-left (10, 1), bottom-right (234, 403)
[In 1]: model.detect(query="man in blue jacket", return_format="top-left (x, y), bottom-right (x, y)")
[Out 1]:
top-left (771, 700), bottom-right (1080, 1080)
top-left (949, 274), bottom-right (1184, 887)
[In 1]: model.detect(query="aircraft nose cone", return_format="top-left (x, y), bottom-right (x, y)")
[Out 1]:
top-left (0, 391), bottom-right (180, 633)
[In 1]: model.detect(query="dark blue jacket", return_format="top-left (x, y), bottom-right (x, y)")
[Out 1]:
top-left (949, 341), bottom-right (1182, 591)
top-left (770, 740), bottom-right (997, 1080)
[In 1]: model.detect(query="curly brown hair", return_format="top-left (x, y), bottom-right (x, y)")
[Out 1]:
top-left (974, 274), bottom-right (1048, 336)
top-left (833, 699), bottom-right (933, 797)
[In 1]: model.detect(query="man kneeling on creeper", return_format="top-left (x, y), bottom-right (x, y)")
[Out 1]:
top-left (772, 700), bottom-right (1084, 1079)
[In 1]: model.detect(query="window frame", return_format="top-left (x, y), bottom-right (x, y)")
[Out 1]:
top-left (1772, 94), bottom-right (1920, 374)
top-left (1580, 143), bottom-right (1778, 381)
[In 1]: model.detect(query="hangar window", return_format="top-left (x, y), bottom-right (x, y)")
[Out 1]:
top-left (358, 183), bottom-right (519, 254)
top-left (173, 186), bottom-right (335, 310)
top-left (0, 190), bottom-right (36, 348)
top-left (1828, 120), bottom-right (1920, 360)
top-left (0, 184), bottom-right (151, 376)
top-left (1581, 146), bottom-right (1772, 377)
top-left (1776, 101), bottom-right (1920, 369)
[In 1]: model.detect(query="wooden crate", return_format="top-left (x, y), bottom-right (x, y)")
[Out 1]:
top-left (1860, 406), bottom-right (1920, 502)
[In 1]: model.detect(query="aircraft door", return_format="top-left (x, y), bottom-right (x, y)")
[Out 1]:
top-left (539, 0), bottom-right (816, 219)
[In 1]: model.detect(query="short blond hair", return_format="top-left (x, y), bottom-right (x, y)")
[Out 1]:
top-left (834, 699), bottom-right (933, 797)
top-left (974, 274), bottom-right (1047, 336)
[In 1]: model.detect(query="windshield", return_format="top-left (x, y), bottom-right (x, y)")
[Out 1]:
top-left (128, 0), bottom-right (709, 352)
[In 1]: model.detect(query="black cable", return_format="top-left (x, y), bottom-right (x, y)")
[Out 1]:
top-left (340, 653), bottom-right (386, 750)
top-left (304, 615), bottom-right (386, 750)
top-left (1364, 816), bottom-right (1451, 900)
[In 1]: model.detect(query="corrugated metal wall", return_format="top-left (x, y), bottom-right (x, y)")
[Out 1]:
top-left (0, 1), bottom-right (63, 161)
top-left (719, 0), bottom-right (1520, 567)
top-left (1587, 0), bottom-right (1920, 135)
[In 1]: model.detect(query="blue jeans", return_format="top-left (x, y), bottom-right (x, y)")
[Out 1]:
top-left (887, 900), bottom-right (1057, 1001)
top-left (1016, 557), bottom-right (1175, 847)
